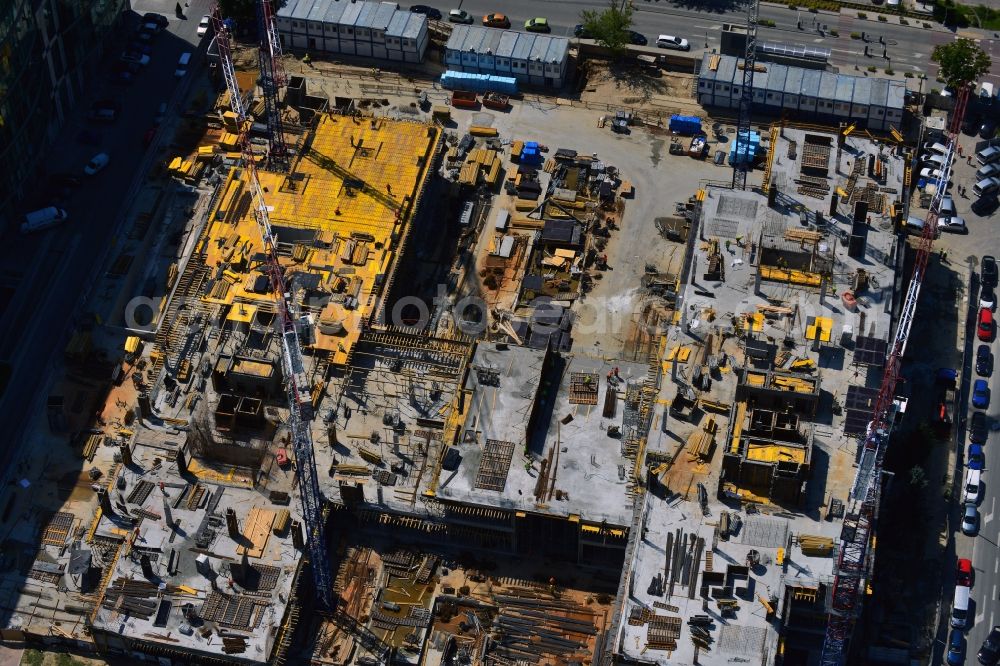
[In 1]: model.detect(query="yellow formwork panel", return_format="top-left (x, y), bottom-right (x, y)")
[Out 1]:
top-left (745, 440), bottom-right (806, 464)
top-left (805, 316), bottom-right (833, 342)
top-left (771, 375), bottom-right (815, 393)
top-left (744, 371), bottom-right (766, 386)
top-left (730, 401), bottom-right (747, 454)
top-left (759, 265), bottom-right (823, 287)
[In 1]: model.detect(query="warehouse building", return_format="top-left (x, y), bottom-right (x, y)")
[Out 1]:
top-left (697, 54), bottom-right (906, 131)
top-left (276, 0), bottom-right (428, 63)
top-left (444, 25), bottom-right (570, 88)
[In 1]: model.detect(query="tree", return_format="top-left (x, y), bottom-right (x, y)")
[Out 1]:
top-left (931, 38), bottom-right (991, 90)
top-left (579, 1), bottom-right (633, 58)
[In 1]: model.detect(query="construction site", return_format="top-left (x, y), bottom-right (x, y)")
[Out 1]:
top-left (0, 4), bottom-right (928, 665)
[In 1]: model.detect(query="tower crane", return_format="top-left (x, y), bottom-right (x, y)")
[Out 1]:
top-left (257, 0), bottom-right (290, 171)
top-left (732, 0), bottom-right (759, 190)
top-left (819, 85), bottom-right (970, 665)
top-left (211, 7), bottom-right (334, 611)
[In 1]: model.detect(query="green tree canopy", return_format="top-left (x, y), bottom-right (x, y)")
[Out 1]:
top-left (580, 1), bottom-right (634, 57)
top-left (931, 38), bottom-right (991, 89)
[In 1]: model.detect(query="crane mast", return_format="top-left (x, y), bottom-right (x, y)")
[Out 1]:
top-left (257, 0), bottom-right (290, 171)
top-left (819, 85), bottom-right (970, 665)
top-left (211, 7), bottom-right (334, 611)
top-left (732, 0), bottom-right (759, 190)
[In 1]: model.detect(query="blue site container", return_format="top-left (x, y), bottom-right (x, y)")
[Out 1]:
top-left (669, 115), bottom-right (702, 136)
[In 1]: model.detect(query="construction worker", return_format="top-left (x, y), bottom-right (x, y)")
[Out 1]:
top-left (303, 52), bottom-right (313, 67)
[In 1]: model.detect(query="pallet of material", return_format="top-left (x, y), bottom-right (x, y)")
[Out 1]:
top-left (798, 534), bottom-right (834, 556)
top-left (469, 126), bottom-right (499, 137)
top-left (511, 213), bottom-right (544, 228)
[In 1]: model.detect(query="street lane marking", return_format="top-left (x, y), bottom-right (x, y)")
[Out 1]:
top-left (986, 497), bottom-right (996, 524)
top-left (995, 559), bottom-right (998, 574)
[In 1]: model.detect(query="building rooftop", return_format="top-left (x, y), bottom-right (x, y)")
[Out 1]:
top-left (434, 343), bottom-right (649, 527)
top-left (87, 435), bottom-right (301, 663)
top-left (200, 115), bottom-right (439, 366)
top-left (446, 25), bottom-right (570, 64)
top-left (699, 55), bottom-right (905, 110)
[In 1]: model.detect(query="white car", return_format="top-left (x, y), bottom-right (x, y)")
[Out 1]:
top-left (939, 195), bottom-right (955, 216)
top-left (938, 215), bottom-right (966, 233)
top-left (197, 15), bottom-right (211, 37)
top-left (920, 166), bottom-right (945, 180)
top-left (84, 152), bottom-right (110, 175)
top-left (656, 34), bottom-right (690, 51)
top-left (981, 286), bottom-right (996, 310)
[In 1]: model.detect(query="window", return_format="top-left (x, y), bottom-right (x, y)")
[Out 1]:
top-left (722, 85), bottom-right (730, 92)
top-left (403, 38), bottom-right (411, 46)
top-left (293, 21), bottom-right (299, 27)
top-left (766, 93), bottom-right (774, 99)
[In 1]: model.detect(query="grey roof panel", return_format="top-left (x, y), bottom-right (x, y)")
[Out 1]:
top-left (819, 71), bottom-right (838, 99)
top-left (851, 77), bottom-right (872, 105)
top-left (545, 37), bottom-right (569, 63)
top-left (400, 12), bottom-right (424, 39)
top-left (323, 0), bottom-right (349, 23)
top-left (339, 1), bottom-right (364, 26)
top-left (354, 2), bottom-right (378, 28)
top-left (869, 78), bottom-right (889, 107)
top-left (445, 24), bottom-right (468, 50)
top-left (834, 75), bottom-right (854, 102)
top-left (482, 29), bottom-right (504, 55)
top-left (276, 0), bottom-right (299, 19)
top-left (529, 34), bottom-right (550, 61)
top-left (721, 56), bottom-right (738, 84)
top-left (765, 63), bottom-right (787, 91)
top-left (371, 2), bottom-right (397, 29)
top-left (783, 66), bottom-right (803, 94)
top-left (512, 33), bottom-right (534, 60)
top-left (800, 69), bottom-right (821, 97)
top-left (307, 0), bottom-right (329, 23)
top-left (699, 54), bottom-right (715, 79)
top-left (497, 30), bottom-right (519, 58)
top-left (887, 80), bottom-right (905, 109)
top-left (386, 10), bottom-right (409, 36)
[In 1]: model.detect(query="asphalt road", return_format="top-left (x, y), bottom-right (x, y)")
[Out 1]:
top-left (926, 131), bottom-right (1000, 665)
top-left (0, 0), bottom-right (211, 470)
top-left (445, 0), bottom-right (999, 79)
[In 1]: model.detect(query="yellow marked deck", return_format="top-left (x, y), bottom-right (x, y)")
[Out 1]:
top-left (202, 116), bottom-right (440, 365)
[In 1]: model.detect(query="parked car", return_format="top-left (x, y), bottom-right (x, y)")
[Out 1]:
top-left (142, 12), bottom-right (169, 30)
top-left (984, 255), bottom-right (999, 288)
top-left (197, 15), bottom-right (212, 37)
top-left (974, 195), bottom-right (1000, 216)
top-left (410, 5), bottom-right (443, 20)
top-left (154, 101), bottom-right (168, 126)
top-left (973, 378), bottom-right (992, 408)
top-left (656, 34), bottom-right (690, 50)
top-left (969, 443), bottom-right (986, 470)
top-left (629, 31), bottom-right (648, 46)
top-left (920, 166), bottom-right (946, 181)
top-left (963, 503), bottom-right (980, 535)
top-left (983, 286), bottom-right (997, 310)
top-left (974, 176), bottom-right (1000, 197)
top-left (978, 145), bottom-right (1000, 165)
top-left (978, 345), bottom-right (994, 376)
top-left (573, 24), bottom-right (592, 38)
top-left (978, 163), bottom-right (1000, 180)
top-left (84, 152), bottom-right (110, 176)
top-left (482, 13), bottom-right (510, 28)
top-left (88, 99), bottom-right (121, 122)
top-left (448, 9), bottom-right (473, 23)
top-left (120, 51), bottom-right (150, 66)
top-left (957, 558), bottom-right (974, 586)
top-left (938, 215), bottom-right (967, 233)
top-left (525, 17), bottom-right (551, 32)
top-left (127, 41), bottom-right (153, 55)
top-left (971, 410), bottom-right (989, 443)
top-left (982, 118), bottom-right (998, 139)
top-left (979, 626), bottom-right (1000, 665)
top-left (948, 628), bottom-right (966, 665)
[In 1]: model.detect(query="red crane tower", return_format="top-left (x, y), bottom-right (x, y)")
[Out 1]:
top-left (819, 84), bottom-right (970, 665)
